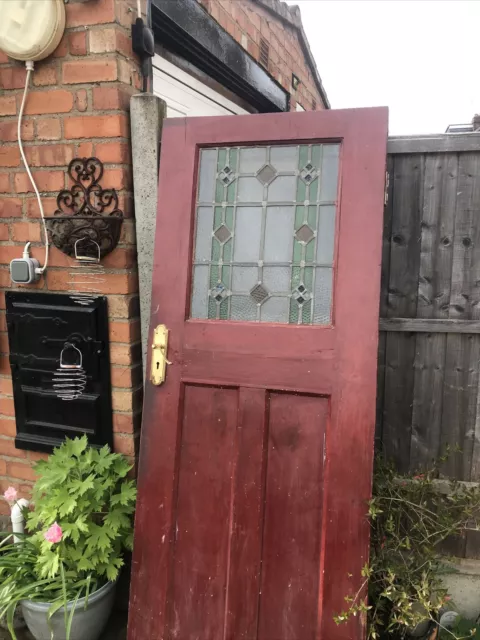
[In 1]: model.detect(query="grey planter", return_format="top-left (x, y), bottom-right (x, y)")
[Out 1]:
top-left (21, 580), bottom-right (116, 640)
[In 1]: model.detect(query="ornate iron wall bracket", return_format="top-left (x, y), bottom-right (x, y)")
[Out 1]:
top-left (45, 158), bottom-right (124, 259)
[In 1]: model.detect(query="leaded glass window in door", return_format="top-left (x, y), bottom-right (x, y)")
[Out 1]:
top-left (191, 144), bottom-right (340, 324)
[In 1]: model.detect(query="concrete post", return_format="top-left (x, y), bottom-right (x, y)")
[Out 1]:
top-left (130, 93), bottom-right (167, 375)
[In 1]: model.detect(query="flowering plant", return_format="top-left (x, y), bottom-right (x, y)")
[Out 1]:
top-left (0, 436), bottom-right (136, 640)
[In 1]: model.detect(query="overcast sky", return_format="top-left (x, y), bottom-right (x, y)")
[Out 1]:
top-left (288, 0), bottom-right (479, 135)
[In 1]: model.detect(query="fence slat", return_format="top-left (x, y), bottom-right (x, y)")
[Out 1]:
top-left (410, 153), bottom-right (457, 471)
top-left (382, 154), bottom-right (423, 471)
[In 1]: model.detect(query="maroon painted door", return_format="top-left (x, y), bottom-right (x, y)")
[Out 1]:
top-left (129, 108), bottom-right (388, 640)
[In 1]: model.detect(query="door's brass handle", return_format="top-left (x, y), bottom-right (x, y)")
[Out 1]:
top-left (150, 324), bottom-right (171, 385)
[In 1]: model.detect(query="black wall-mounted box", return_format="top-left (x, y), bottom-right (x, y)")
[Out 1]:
top-left (6, 291), bottom-right (113, 453)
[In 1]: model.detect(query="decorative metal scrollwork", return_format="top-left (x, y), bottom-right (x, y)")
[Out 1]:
top-left (45, 158), bottom-right (124, 259)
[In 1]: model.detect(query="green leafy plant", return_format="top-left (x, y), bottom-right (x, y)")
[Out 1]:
top-left (334, 457), bottom-right (480, 640)
top-left (0, 435), bottom-right (136, 640)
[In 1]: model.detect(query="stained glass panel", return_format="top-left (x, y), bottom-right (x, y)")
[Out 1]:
top-left (191, 143), bottom-right (340, 323)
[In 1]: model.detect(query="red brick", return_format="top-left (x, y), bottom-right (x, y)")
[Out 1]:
top-left (11, 222), bottom-right (41, 243)
top-left (75, 89), bottom-right (88, 112)
top-left (26, 196), bottom-right (57, 218)
top-left (0, 96), bottom-right (16, 116)
top-left (0, 66), bottom-right (27, 90)
top-left (69, 31), bottom-right (88, 56)
top-left (32, 64), bottom-right (58, 86)
top-left (103, 247), bottom-right (136, 269)
top-left (89, 28), bottom-right (116, 53)
top-left (102, 167), bottom-right (132, 190)
top-left (63, 59), bottom-right (117, 84)
top-left (25, 144), bottom-right (74, 167)
top-left (0, 146), bottom-right (20, 167)
top-left (64, 114), bottom-right (129, 139)
top-left (0, 417), bottom-right (16, 438)
top-left (112, 390), bottom-right (134, 412)
top-left (0, 51), bottom-right (9, 64)
top-left (0, 377), bottom-right (13, 395)
top-left (92, 85), bottom-right (132, 111)
top-left (111, 366), bottom-right (135, 388)
top-left (113, 412), bottom-right (134, 433)
top-left (0, 459), bottom-right (6, 477)
top-left (0, 438), bottom-right (26, 459)
top-left (0, 119), bottom-right (34, 142)
top-left (0, 224), bottom-right (8, 241)
top-left (116, 30), bottom-right (134, 58)
top-left (109, 319), bottom-right (140, 343)
top-left (107, 295), bottom-right (139, 319)
top-left (77, 142), bottom-right (94, 158)
top-left (0, 174), bottom-right (11, 193)
top-left (110, 344), bottom-right (134, 365)
top-left (120, 220), bottom-right (136, 244)
top-left (47, 270), bottom-right (137, 294)
top-left (0, 198), bottom-right (22, 218)
top-left (6, 462), bottom-right (37, 482)
top-left (36, 118), bottom-right (61, 141)
top-left (0, 314), bottom-right (5, 332)
top-left (0, 397), bottom-right (14, 416)
top-left (66, 0), bottom-right (115, 27)
top-left (51, 34), bottom-right (69, 58)
top-left (23, 90), bottom-right (74, 115)
top-left (0, 246), bottom-right (23, 265)
top-left (14, 170), bottom-right (64, 193)
top-left (113, 434), bottom-right (136, 457)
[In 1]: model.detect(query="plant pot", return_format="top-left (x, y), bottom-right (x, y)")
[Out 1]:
top-left (20, 580), bottom-right (116, 640)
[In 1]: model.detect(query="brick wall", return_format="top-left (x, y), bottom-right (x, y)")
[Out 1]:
top-left (0, 0), bottom-right (143, 516)
top-left (198, 0), bottom-right (324, 111)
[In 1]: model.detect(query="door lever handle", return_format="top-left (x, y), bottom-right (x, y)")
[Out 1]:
top-left (150, 324), bottom-right (171, 386)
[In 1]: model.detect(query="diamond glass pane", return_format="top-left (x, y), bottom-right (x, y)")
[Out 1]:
top-left (191, 144), bottom-right (340, 324)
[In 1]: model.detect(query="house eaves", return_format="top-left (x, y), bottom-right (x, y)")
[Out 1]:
top-left (252, 0), bottom-right (331, 109)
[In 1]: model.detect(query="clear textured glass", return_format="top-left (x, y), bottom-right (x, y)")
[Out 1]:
top-left (191, 145), bottom-right (340, 324)
top-left (264, 207), bottom-right (295, 262)
top-left (233, 207), bottom-right (262, 262)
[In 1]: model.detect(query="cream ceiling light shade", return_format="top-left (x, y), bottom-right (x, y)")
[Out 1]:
top-left (0, 0), bottom-right (66, 62)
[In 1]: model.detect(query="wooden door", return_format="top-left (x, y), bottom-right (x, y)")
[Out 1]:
top-left (128, 108), bottom-right (388, 640)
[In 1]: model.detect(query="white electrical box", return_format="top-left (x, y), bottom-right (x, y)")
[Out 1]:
top-left (0, 0), bottom-right (66, 62)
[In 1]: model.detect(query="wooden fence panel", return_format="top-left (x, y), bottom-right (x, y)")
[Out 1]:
top-left (378, 140), bottom-right (480, 556)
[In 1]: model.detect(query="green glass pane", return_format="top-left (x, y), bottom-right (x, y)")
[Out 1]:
top-left (304, 266), bottom-right (313, 289)
top-left (291, 266), bottom-right (301, 289)
top-left (295, 205), bottom-right (305, 229)
top-left (311, 145), bottom-right (321, 169)
top-left (296, 178), bottom-right (306, 203)
top-left (208, 299), bottom-right (217, 319)
top-left (229, 148), bottom-right (238, 172)
top-left (217, 148), bottom-right (227, 171)
top-left (293, 240), bottom-right (302, 264)
top-left (308, 205), bottom-right (316, 228)
top-left (212, 238), bottom-right (221, 261)
top-left (298, 145), bottom-right (309, 169)
top-left (226, 182), bottom-right (236, 203)
top-left (289, 299), bottom-right (299, 324)
top-left (305, 239), bottom-right (315, 262)
top-left (302, 299), bottom-right (312, 324)
top-left (225, 206), bottom-right (234, 229)
top-left (215, 180), bottom-right (224, 203)
top-left (308, 177), bottom-right (319, 202)
top-left (222, 266), bottom-right (231, 285)
top-left (223, 238), bottom-right (232, 263)
top-left (219, 299), bottom-right (229, 319)
top-left (210, 265), bottom-right (219, 287)
top-left (214, 206), bottom-right (222, 228)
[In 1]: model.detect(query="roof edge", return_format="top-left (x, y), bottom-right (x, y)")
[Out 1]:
top-left (252, 0), bottom-right (330, 109)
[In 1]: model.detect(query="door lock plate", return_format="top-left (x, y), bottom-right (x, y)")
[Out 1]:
top-left (151, 324), bottom-right (171, 385)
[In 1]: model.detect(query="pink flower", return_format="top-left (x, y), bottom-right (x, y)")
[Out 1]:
top-left (44, 522), bottom-right (63, 544)
top-left (3, 487), bottom-right (17, 503)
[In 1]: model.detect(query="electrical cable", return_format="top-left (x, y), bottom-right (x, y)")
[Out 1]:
top-left (17, 60), bottom-right (49, 274)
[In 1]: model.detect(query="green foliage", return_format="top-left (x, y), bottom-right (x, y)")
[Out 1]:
top-left (334, 457), bottom-right (480, 640)
top-left (0, 436), bottom-right (136, 640)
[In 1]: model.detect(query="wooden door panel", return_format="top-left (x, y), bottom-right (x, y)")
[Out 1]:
top-left (258, 393), bottom-right (326, 640)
